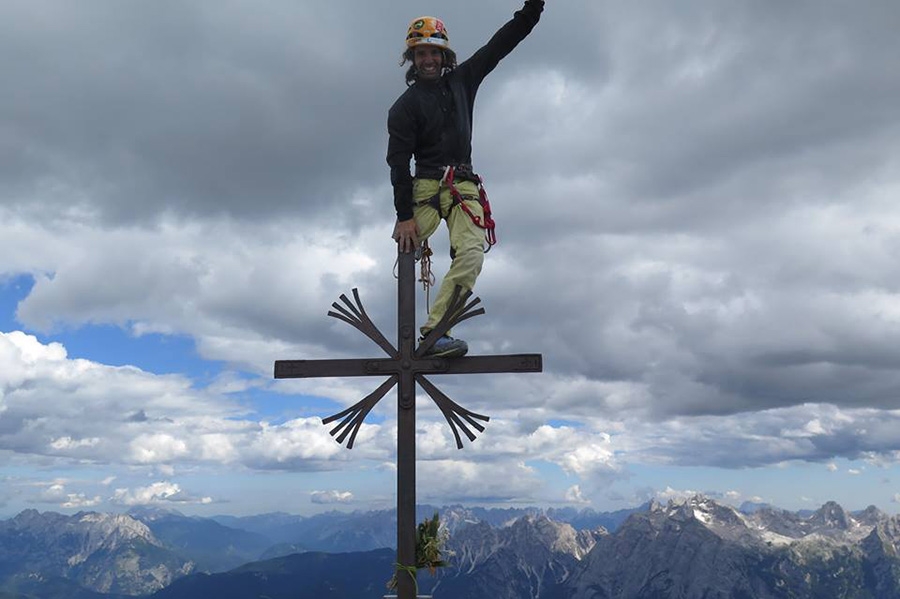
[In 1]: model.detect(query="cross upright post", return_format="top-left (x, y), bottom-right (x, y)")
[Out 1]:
top-left (396, 249), bottom-right (417, 599)
top-left (275, 249), bottom-right (542, 599)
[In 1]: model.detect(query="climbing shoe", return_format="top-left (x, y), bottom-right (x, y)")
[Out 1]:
top-left (420, 334), bottom-right (468, 358)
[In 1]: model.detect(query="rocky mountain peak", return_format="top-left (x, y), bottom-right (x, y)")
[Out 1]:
top-left (439, 506), bottom-right (482, 533)
top-left (71, 512), bottom-right (160, 556)
top-left (855, 505), bottom-right (888, 527)
top-left (810, 500), bottom-right (850, 530)
top-left (861, 524), bottom-right (896, 557)
top-left (633, 495), bottom-right (751, 542)
top-left (10, 508), bottom-right (66, 530)
top-left (507, 514), bottom-right (600, 560)
top-left (438, 510), bottom-right (605, 599)
top-left (0, 509), bottom-right (190, 596)
top-left (8, 509), bottom-right (156, 542)
top-left (667, 494), bottom-right (724, 519)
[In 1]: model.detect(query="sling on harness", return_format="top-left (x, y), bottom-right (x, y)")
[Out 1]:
top-left (441, 166), bottom-right (497, 251)
top-left (416, 165), bottom-right (498, 251)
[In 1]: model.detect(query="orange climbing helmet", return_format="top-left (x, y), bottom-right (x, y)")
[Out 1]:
top-left (406, 16), bottom-right (451, 50)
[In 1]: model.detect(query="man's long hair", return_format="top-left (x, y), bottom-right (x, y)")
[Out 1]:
top-left (400, 47), bottom-right (458, 86)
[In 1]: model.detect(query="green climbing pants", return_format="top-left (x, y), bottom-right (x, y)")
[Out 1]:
top-left (412, 177), bottom-right (486, 336)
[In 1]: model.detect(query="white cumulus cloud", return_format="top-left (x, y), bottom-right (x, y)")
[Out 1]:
top-left (111, 481), bottom-right (212, 506)
top-left (310, 490), bottom-right (354, 504)
top-left (36, 481), bottom-right (102, 509)
top-left (565, 485), bottom-right (590, 505)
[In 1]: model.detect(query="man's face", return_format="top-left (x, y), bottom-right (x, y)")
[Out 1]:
top-left (413, 46), bottom-right (443, 81)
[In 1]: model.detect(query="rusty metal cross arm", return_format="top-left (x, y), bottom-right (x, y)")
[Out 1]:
top-left (274, 352), bottom-right (540, 450)
top-left (274, 354), bottom-right (542, 379)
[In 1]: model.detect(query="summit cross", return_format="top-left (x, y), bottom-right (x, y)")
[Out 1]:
top-left (274, 250), bottom-right (542, 599)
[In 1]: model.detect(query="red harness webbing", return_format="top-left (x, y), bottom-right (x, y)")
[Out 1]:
top-left (442, 166), bottom-right (497, 250)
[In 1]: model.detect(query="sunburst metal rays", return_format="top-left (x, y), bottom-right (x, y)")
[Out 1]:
top-left (316, 284), bottom-right (494, 450)
top-left (328, 288), bottom-right (398, 358)
top-left (416, 374), bottom-right (490, 449)
top-left (321, 376), bottom-right (398, 449)
top-left (278, 283), bottom-right (540, 450)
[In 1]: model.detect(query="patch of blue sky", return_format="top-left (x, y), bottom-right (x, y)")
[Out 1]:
top-left (1, 273), bottom-right (223, 380)
top-left (171, 466), bottom-right (394, 515)
top-left (523, 459), bottom-right (575, 501)
top-left (545, 418), bottom-right (583, 429)
top-left (233, 387), bottom-right (364, 425)
top-left (525, 459), bottom-right (565, 477)
top-left (0, 273), bottom-right (34, 331)
top-left (53, 325), bottom-right (216, 378)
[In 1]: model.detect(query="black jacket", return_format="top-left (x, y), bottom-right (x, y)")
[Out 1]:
top-left (387, 0), bottom-right (544, 221)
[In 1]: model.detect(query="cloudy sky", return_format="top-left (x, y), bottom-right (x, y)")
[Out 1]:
top-left (2, 0), bottom-right (900, 518)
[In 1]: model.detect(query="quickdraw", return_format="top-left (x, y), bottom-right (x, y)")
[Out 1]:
top-left (393, 240), bottom-right (436, 312)
top-left (418, 240), bottom-right (435, 312)
top-left (442, 166), bottom-right (497, 251)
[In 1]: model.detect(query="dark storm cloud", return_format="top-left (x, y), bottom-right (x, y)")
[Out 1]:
top-left (0, 1), bottom-right (401, 222)
top-left (0, 0), bottom-right (583, 225)
top-left (2, 0), bottom-right (897, 226)
top-left (499, 2), bottom-right (897, 229)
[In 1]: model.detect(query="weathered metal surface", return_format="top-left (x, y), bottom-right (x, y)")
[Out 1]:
top-left (275, 358), bottom-right (392, 378)
top-left (396, 251), bottom-right (417, 599)
top-left (437, 354), bottom-right (543, 374)
top-left (274, 353), bottom-right (541, 379)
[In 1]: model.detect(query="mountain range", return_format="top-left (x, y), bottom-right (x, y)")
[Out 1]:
top-left (566, 496), bottom-right (900, 599)
top-left (0, 510), bottom-right (190, 597)
top-left (2, 497), bottom-right (900, 598)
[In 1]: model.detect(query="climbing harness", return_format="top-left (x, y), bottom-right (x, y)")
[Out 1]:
top-left (393, 164), bottom-right (496, 313)
top-left (411, 165), bottom-right (497, 251)
top-left (441, 166), bottom-right (497, 251)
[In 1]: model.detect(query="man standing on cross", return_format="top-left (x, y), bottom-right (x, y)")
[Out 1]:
top-left (388, 1), bottom-right (546, 359)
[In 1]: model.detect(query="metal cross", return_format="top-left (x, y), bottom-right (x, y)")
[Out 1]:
top-left (274, 250), bottom-right (542, 599)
